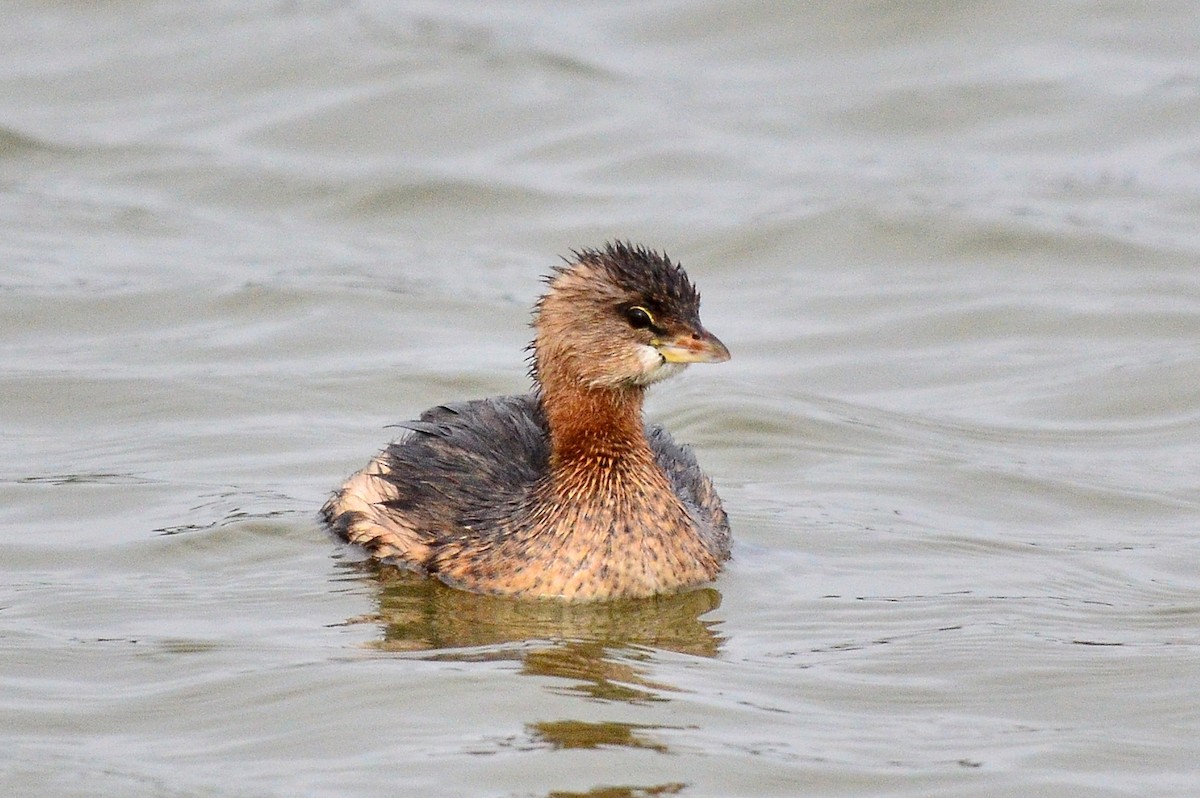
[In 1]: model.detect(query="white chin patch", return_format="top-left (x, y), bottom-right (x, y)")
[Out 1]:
top-left (633, 344), bottom-right (687, 385)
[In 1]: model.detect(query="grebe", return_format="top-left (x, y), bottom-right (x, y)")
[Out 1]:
top-left (322, 242), bottom-right (731, 600)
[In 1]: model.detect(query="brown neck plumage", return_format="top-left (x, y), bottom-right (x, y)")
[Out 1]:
top-left (537, 364), bottom-right (650, 468)
top-left (531, 267), bottom-right (662, 475)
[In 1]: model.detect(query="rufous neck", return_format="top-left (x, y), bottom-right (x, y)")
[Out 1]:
top-left (537, 368), bottom-right (649, 466)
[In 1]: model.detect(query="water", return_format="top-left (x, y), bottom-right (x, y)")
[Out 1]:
top-left (3, 2), bottom-right (1199, 796)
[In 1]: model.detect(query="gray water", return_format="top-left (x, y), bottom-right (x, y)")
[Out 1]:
top-left (3, 2), bottom-right (1199, 796)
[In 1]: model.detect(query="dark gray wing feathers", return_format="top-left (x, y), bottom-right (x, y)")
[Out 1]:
top-left (376, 395), bottom-right (728, 555)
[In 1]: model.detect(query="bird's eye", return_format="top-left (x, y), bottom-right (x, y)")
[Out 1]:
top-left (625, 305), bottom-right (654, 330)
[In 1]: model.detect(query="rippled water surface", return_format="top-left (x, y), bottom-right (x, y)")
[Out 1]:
top-left (4, 2), bottom-right (1199, 796)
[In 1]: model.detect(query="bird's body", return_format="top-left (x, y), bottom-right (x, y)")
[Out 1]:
top-left (322, 243), bottom-right (731, 600)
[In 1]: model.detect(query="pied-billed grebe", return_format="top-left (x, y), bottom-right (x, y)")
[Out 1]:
top-left (322, 242), bottom-right (731, 600)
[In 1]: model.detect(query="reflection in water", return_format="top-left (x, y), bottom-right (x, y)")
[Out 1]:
top-left (353, 561), bottom-right (723, 656)
top-left (340, 561), bottom-right (722, 796)
top-left (523, 642), bottom-right (676, 703)
top-left (339, 561), bottom-right (723, 703)
top-left (529, 719), bottom-right (670, 752)
top-left (546, 783), bottom-right (686, 798)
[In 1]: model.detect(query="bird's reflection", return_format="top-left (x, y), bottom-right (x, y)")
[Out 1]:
top-left (338, 560), bottom-right (724, 704)
top-left (545, 782), bottom-right (686, 798)
top-left (335, 561), bottom-right (720, 796)
top-left (529, 719), bottom-right (671, 752)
